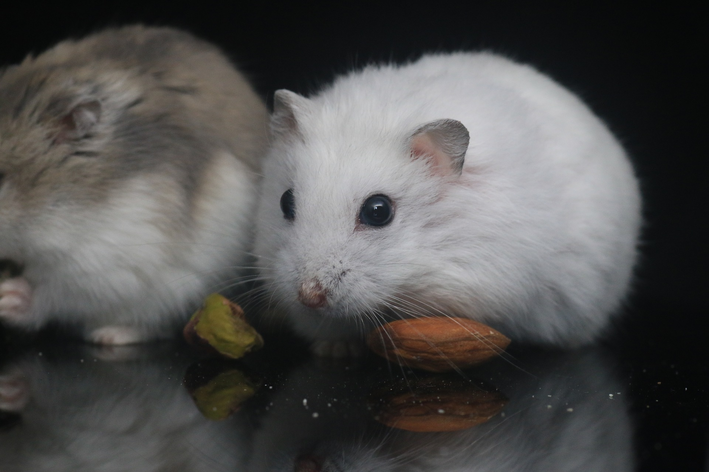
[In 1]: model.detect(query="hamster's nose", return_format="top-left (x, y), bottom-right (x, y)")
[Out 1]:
top-left (298, 278), bottom-right (328, 309)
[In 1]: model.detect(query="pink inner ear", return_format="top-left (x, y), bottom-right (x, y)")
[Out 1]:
top-left (53, 114), bottom-right (77, 145)
top-left (410, 133), bottom-right (451, 175)
top-left (53, 100), bottom-right (101, 145)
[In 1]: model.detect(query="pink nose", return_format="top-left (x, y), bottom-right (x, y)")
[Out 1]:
top-left (298, 279), bottom-right (328, 309)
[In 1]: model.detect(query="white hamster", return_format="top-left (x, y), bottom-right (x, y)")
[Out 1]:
top-left (254, 52), bottom-right (641, 356)
top-left (0, 25), bottom-right (268, 344)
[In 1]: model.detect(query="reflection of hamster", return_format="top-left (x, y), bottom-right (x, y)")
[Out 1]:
top-left (0, 26), bottom-right (268, 344)
top-left (254, 52), bottom-right (641, 355)
top-left (0, 346), bottom-right (252, 471)
top-left (249, 350), bottom-right (633, 472)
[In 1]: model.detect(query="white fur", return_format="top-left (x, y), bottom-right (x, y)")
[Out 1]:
top-left (254, 52), bottom-right (641, 348)
top-left (2, 151), bottom-right (257, 341)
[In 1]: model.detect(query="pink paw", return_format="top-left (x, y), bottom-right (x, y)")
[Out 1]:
top-left (0, 372), bottom-right (30, 412)
top-left (0, 277), bottom-right (33, 323)
top-left (88, 326), bottom-right (146, 346)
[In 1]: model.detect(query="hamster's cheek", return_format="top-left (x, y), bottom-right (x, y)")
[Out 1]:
top-left (253, 204), bottom-right (291, 271)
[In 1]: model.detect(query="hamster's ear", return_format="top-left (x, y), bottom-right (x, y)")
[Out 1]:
top-left (271, 89), bottom-right (309, 138)
top-left (54, 100), bottom-right (102, 145)
top-left (409, 119), bottom-right (469, 177)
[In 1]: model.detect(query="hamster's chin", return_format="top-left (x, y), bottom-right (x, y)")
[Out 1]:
top-left (292, 302), bottom-right (382, 327)
top-left (296, 303), bottom-right (356, 319)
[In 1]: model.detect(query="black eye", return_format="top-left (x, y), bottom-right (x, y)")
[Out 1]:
top-left (359, 194), bottom-right (394, 227)
top-left (280, 188), bottom-right (295, 220)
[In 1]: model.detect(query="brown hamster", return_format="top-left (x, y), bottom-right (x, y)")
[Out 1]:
top-left (0, 25), bottom-right (268, 344)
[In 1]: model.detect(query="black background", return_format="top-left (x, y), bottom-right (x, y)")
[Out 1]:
top-left (1, 1), bottom-right (706, 470)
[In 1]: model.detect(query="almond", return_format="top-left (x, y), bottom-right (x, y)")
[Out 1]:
top-left (367, 317), bottom-right (510, 372)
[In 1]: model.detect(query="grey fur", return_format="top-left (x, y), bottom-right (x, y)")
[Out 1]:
top-left (0, 25), bottom-right (269, 342)
top-left (0, 25), bottom-right (267, 229)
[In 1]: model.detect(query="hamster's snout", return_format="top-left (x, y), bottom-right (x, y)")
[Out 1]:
top-left (298, 278), bottom-right (328, 309)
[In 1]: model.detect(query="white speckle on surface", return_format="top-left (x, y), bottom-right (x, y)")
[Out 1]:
top-left (312, 412), bottom-right (319, 418)
top-left (327, 403), bottom-right (332, 407)
top-left (38, 352), bottom-right (43, 356)
top-left (609, 394), bottom-right (614, 399)
top-left (566, 408), bottom-right (574, 412)
top-left (547, 395), bottom-right (552, 397)
top-left (80, 359), bottom-right (84, 363)
top-left (547, 405), bottom-right (552, 409)
top-left (438, 409), bottom-right (445, 414)
top-left (303, 399), bottom-right (308, 407)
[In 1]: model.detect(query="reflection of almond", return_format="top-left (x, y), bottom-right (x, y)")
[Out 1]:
top-left (367, 317), bottom-right (510, 372)
top-left (370, 375), bottom-right (508, 432)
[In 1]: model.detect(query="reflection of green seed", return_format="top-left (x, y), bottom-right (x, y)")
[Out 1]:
top-left (191, 369), bottom-right (258, 421)
top-left (185, 293), bottom-right (264, 359)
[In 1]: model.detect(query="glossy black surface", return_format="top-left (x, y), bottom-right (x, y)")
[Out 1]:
top-left (0, 318), bottom-right (707, 471)
top-left (0, 1), bottom-right (706, 470)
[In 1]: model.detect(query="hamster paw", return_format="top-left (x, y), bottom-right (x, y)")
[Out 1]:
top-left (311, 340), bottom-right (366, 358)
top-left (87, 345), bottom-right (149, 362)
top-left (0, 277), bottom-right (33, 323)
top-left (0, 372), bottom-right (30, 412)
top-left (88, 326), bottom-right (147, 346)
